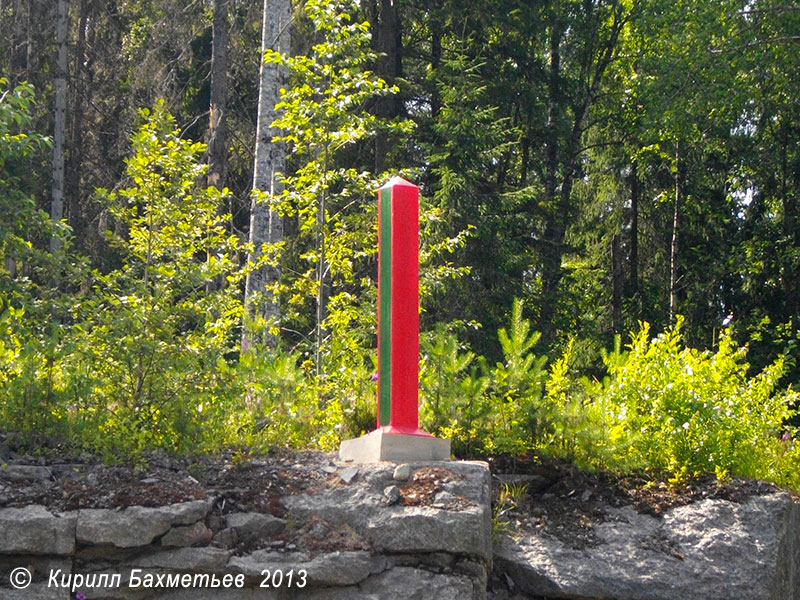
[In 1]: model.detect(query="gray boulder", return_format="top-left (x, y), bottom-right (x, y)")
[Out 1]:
top-left (76, 500), bottom-right (211, 548)
top-left (1, 584), bottom-right (69, 600)
top-left (283, 460), bottom-right (492, 562)
top-left (229, 549), bottom-right (387, 587)
top-left (160, 521), bottom-right (214, 547)
top-left (494, 491), bottom-right (800, 600)
top-left (367, 503), bottom-right (491, 560)
top-left (222, 512), bottom-right (285, 543)
top-left (130, 547), bottom-right (231, 571)
top-left (0, 464), bottom-right (53, 482)
top-left (0, 505), bottom-right (76, 555)
top-left (304, 566), bottom-right (478, 600)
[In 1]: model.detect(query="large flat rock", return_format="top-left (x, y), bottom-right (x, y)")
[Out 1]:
top-left (0, 505), bottom-right (76, 555)
top-left (76, 500), bottom-right (211, 548)
top-left (494, 491), bottom-right (800, 600)
top-left (229, 549), bottom-right (387, 587)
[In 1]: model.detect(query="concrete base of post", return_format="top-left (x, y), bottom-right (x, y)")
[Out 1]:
top-left (339, 428), bottom-right (451, 463)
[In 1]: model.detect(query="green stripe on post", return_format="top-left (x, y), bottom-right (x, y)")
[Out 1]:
top-left (377, 186), bottom-right (393, 427)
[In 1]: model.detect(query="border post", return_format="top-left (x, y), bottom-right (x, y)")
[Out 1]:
top-left (377, 176), bottom-right (425, 435)
top-left (338, 176), bottom-right (450, 462)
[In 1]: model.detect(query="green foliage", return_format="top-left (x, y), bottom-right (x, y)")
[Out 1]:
top-left (420, 300), bottom-right (550, 457)
top-left (418, 307), bottom-right (798, 491)
top-left (0, 307), bottom-right (71, 444)
top-left (2, 5), bottom-right (799, 498)
top-left (256, 0), bottom-right (398, 446)
top-left (597, 318), bottom-right (798, 486)
top-left (1, 102), bottom-right (246, 456)
top-left (0, 79), bottom-right (67, 309)
top-left (492, 481), bottom-right (528, 542)
top-left (488, 299), bottom-right (548, 451)
top-left (540, 339), bottom-right (619, 468)
top-left (0, 81), bottom-right (78, 447)
top-left (420, 322), bottom-right (491, 455)
top-left (237, 346), bottom-right (331, 449)
top-left (64, 102), bottom-right (245, 455)
top-left (251, 0), bottom-right (472, 452)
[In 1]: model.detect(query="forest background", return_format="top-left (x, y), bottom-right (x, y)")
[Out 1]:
top-left (0, 0), bottom-right (798, 489)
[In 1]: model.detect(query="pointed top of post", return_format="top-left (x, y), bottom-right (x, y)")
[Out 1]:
top-left (380, 175), bottom-right (417, 189)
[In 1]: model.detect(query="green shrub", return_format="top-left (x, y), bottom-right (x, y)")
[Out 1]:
top-left (539, 338), bottom-right (620, 469)
top-left (420, 322), bottom-right (491, 455)
top-left (599, 318), bottom-right (798, 485)
top-left (0, 308), bottom-right (71, 446)
top-left (1, 102), bottom-right (247, 456)
top-left (0, 81), bottom-right (79, 450)
top-left (420, 312), bottom-right (798, 491)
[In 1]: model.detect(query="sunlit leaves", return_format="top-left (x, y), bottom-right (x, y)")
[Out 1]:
top-left (598, 317), bottom-right (798, 484)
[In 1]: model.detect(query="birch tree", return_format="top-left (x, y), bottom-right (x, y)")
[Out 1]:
top-left (243, 0), bottom-right (290, 349)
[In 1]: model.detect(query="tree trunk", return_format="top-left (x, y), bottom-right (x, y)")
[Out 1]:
top-left (669, 145), bottom-right (682, 323)
top-left (780, 124), bottom-right (799, 337)
top-left (50, 0), bottom-right (68, 256)
top-left (205, 0), bottom-right (229, 293)
top-left (371, 0), bottom-right (401, 174)
top-left (429, 7), bottom-right (442, 119)
top-left (66, 0), bottom-right (89, 239)
top-left (243, 0), bottom-right (290, 349)
top-left (207, 0), bottom-right (228, 190)
top-left (536, 4), bottom-right (626, 345)
top-left (9, 0), bottom-right (27, 85)
top-left (628, 160), bottom-right (639, 300)
top-left (538, 18), bottom-right (568, 346)
top-left (611, 233), bottom-right (622, 335)
top-left (314, 159), bottom-right (329, 378)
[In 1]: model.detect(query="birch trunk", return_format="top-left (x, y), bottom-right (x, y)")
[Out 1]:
top-left (50, 0), bottom-right (68, 255)
top-left (243, 0), bottom-right (290, 349)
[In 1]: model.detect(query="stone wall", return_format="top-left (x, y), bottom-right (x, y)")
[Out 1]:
top-left (0, 461), bottom-right (491, 600)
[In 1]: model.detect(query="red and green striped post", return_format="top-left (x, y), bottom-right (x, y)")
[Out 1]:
top-left (377, 176), bottom-right (430, 437)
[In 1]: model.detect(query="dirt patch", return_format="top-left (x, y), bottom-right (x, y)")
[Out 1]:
top-left (291, 515), bottom-right (370, 554)
top-left (399, 467), bottom-right (463, 505)
top-left (0, 449), bottom-right (338, 514)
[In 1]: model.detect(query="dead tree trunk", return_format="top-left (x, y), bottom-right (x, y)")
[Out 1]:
top-left (50, 0), bottom-right (68, 256)
top-left (611, 233), bottom-right (623, 335)
top-left (207, 0), bottom-right (228, 190)
top-left (66, 0), bottom-right (89, 240)
top-left (205, 0), bottom-right (229, 293)
top-left (669, 145), bottom-right (682, 323)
